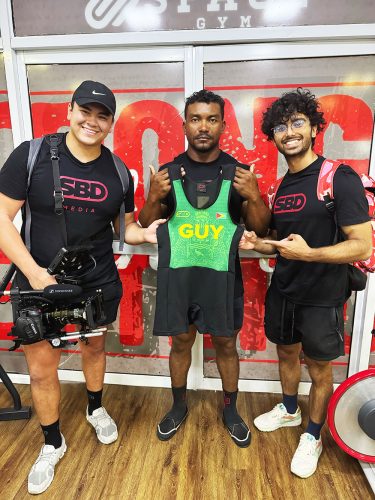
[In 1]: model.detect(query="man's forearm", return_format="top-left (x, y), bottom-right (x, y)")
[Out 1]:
top-left (124, 222), bottom-right (152, 245)
top-left (253, 236), bottom-right (277, 255)
top-left (306, 238), bottom-right (371, 264)
top-left (138, 198), bottom-right (164, 227)
top-left (0, 215), bottom-right (41, 281)
top-left (243, 196), bottom-right (271, 236)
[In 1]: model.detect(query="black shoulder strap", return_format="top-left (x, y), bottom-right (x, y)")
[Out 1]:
top-left (220, 163), bottom-right (238, 181)
top-left (111, 153), bottom-right (130, 251)
top-left (46, 134), bottom-right (67, 246)
top-left (322, 189), bottom-right (340, 244)
top-left (47, 134), bottom-right (65, 216)
top-left (323, 194), bottom-right (336, 214)
top-left (25, 134), bottom-right (67, 251)
top-left (167, 163), bottom-right (183, 181)
top-left (25, 137), bottom-right (44, 250)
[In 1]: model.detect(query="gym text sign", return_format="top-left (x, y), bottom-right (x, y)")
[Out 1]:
top-left (12, 0), bottom-right (375, 36)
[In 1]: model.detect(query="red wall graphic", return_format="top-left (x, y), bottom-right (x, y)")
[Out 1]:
top-left (0, 91), bottom-right (374, 355)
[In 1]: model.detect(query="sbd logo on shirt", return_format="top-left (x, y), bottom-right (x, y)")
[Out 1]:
top-left (61, 176), bottom-right (108, 202)
top-left (274, 193), bottom-right (306, 213)
top-left (178, 224), bottom-right (224, 240)
top-left (176, 210), bottom-right (190, 218)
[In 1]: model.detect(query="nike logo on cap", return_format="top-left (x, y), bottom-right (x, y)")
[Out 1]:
top-left (92, 90), bottom-right (106, 95)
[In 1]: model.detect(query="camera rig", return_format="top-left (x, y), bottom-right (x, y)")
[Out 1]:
top-left (0, 246), bottom-right (107, 349)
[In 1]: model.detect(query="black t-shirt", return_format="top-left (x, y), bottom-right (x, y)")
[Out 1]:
top-left (0, 134), bottom-right (134, 289)
top-left (160, 151), bottom-right (248, 297)
top-left (271, 156), bottom-right (370, 306)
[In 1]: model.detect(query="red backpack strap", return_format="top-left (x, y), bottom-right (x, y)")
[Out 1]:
top-left (319, 164), bottom-right (375, 274)
top-left (359, 173), bottom-right (375, 218)
top-left (267, 177), bottom-right (284, 210)
top-left (317, 159), bottom-right (342, 201)
top-left (357, 174), bottom-right (375, 272)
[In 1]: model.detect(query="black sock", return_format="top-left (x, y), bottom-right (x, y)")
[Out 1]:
top-left (167, 385), bottom-right (187, 420)
top-left (41, 420), bottom-right (62, 449)
top-left (87, 389), bottom-right (103, 415)
top-left (223, 390), bottom-right (242, 425)
top-left (282, 393), bottom-right (298, 414)
top-left (306, 419), bottom-right (324, 440)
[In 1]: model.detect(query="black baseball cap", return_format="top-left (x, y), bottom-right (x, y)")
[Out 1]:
top-left (72, 80), bottom-right (116, 116)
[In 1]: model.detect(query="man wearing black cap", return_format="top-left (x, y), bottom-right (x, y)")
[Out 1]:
top-left (72, 79), bottom-right (117, 115)
top-left (0, 80), bottom-right (163, 494)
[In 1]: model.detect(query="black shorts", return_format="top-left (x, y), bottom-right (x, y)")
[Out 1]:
top-left (186, 294), bottom-right (244, 336)
top-left (264, 282), bottom-right (344, 361)
top-left (80, 279), bottom-right (123, 326)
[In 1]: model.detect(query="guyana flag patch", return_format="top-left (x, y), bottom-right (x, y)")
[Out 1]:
top-left (216, 212), bottom-right (227, 219)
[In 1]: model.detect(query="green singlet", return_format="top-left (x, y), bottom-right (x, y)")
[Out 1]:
top-left (154, 163), bottom-right (244, 337)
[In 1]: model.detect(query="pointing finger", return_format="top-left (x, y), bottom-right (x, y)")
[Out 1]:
top-left (263, 239), bottom-right (285, 247)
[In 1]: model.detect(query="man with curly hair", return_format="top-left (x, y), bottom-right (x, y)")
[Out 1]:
top-left (240, 88), bottom-right (371, 477)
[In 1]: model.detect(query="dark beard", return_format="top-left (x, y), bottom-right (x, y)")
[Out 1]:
top-left (190, 139), bottom-right (218, 154)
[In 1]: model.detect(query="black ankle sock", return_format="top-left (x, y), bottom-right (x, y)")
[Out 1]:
top-left (168, 385), bottom-right (187, 419)
top-left (306, 419), bottom-right (324, 440)
top-left (87, 389), bottom-right (103, 415)
top-left (282, 393), bottom-right (298, 414)
top-left (41, 420), bottom-right (62, 448)
top-left (223, 390), bottom-right (243, 425)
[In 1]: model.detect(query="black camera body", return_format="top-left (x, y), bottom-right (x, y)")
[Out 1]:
top-left (1, 247), bottom-right (107, 349)
top-left (13, 307), bottom-right (44, 344)
top-left (9, 288), bottom-right (105, 349)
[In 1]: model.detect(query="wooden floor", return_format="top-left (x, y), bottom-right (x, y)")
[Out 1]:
top-left (0, 383), bottom-right (372, 500)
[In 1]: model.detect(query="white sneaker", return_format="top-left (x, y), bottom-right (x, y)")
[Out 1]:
top-left (254, 403), bottom-right (302, 432)
top-left (86, 406), bottom-right (118, 444)
top-left (28, 435), bottom-right (67, 495)
top-left (291, 432), bottom-right (323, 478)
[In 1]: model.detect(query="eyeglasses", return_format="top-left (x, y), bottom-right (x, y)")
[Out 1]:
top-left (272, 118), bottom-right (307, 135)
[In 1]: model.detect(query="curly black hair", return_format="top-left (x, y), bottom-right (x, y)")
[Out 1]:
top-left (261, 88), bottom-right (326, 146)
top-left (184, 89), bottom-right (225, 119)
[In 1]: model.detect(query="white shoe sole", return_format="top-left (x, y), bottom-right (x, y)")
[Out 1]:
top-left (86, 415), bottom-right (118, 444)
top-left (95, 430), bottom-right (118, 445)
top-left (254, 415), bottom-right (302, 432)
top-left (291, 445), bottom-right (322, 478)
top-left (28, 442), bottom-right (67, 495)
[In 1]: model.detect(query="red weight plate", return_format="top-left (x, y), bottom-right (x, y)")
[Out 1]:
top-left (328, 369), bottom-right (375, 462)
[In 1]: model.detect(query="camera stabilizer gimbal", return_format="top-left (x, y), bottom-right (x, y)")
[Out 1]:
top-left (0, 246), bottom-right (107, 350)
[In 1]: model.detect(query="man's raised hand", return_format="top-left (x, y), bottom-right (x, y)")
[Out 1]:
top-left (233, 164), bottom-right (260, 200)
top-left (148, 165), bottom-right (171, 201)
top-left (239, 230), bottom-right (258, 250)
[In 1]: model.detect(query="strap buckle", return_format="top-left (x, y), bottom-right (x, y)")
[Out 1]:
top-left (325, 200), bottom-right (335, 212)
top-left (50, 148), bottom-right (59, 160)
top-left (323, 194), bottom-right (335, 213)
top-left (53, 189), bottom-right (64, 215)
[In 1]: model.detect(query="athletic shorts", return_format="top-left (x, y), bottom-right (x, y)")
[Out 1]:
top-left (81, 279), bottom-right (123, 326)
top-left (264, 282), bottom-right (344, 361)
top-left (164, 294), bottom-right (244, 337)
